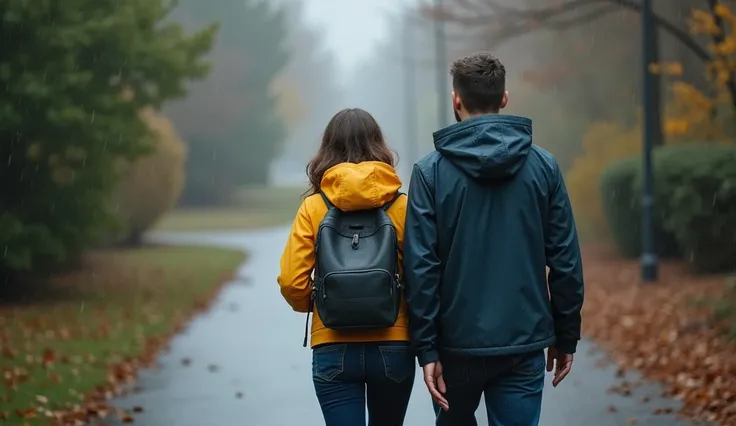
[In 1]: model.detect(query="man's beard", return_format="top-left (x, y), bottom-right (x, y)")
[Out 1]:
top-left (453, 108), bottom-right (461, 123)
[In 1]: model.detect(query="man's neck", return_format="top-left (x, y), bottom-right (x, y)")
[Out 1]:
top-left (462, 110), bottom-right (500, 120)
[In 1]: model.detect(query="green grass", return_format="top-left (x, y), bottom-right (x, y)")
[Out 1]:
top-left (156, 185), bottom-right (305, 231)
top-left (0, 245), bottom-right (245, 424)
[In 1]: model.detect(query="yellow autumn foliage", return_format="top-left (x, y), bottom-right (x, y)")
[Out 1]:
top-left (664, 82), bottom-right (730, 142)
top-left (565, 121), bottom-right (642, 240)
top-left (567, 89), bottom-right (729, 240)
top-left (567, 4), bottom-right (736, 240)
top-left (111, 109), bottom-right (187, 243)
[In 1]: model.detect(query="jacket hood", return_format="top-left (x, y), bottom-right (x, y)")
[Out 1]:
top-left (433, 114), bottom-right (532, 181)
top-left (320, 161), bottom-right (402, 211)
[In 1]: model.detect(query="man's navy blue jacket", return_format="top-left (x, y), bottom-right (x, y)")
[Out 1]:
top-left (403, 114), bottom-right (584, 367)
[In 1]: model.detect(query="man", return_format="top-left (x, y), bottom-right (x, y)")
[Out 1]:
top-left (403, 52), bottom-right (584, 426)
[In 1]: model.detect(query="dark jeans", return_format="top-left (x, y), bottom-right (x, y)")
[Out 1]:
top-left (312, 341), bottom-right (415, 426)
top-left (435, 350), bottom-right (545, 426)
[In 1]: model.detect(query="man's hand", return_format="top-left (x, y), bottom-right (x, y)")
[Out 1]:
top-left (546, 346), bottom-right (573, 387)
top-left (423, 361), bottom-right (449, 411)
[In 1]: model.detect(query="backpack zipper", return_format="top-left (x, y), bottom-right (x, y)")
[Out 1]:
top-left (395, 274), bottom-right (403, 290)
top-left (351, 233), bottom-right (359, 249)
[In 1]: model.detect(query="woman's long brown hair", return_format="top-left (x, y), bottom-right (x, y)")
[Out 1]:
top-left (305, 108), bottom-right (396, 195)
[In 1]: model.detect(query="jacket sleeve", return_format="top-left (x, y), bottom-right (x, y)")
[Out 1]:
top-left (403, 165), bottom-right (442, 367)
top-left (545, 161), bottom-right (585, 354)
top-left (277, 199), bottom-right (314, 313)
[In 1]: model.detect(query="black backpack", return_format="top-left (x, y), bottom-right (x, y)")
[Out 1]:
top-left (302, 191), bottom-right (405, 347)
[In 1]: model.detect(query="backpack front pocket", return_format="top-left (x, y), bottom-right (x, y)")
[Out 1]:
top-left (317, 269), bottom-right (400, 330)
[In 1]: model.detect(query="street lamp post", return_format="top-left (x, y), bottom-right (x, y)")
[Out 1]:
top-left (434, 0), bottom-right (449, 128)
top-left (641, 0), bottom-right (658, 282)
top-left (403, 13), bottom-right (418, 169)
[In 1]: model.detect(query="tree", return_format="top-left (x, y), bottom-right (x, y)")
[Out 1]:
top-left (426, 0), bottom-right (736, 115)
top-left (167, 0), bottom-right (289, 205)
top-left (272, 77), bottom-right (307, 132)
top-left (276, 0), bottom-right (345, 166)
top-left (0, 0), bottom-right (215, 277)
top-left (347, 8), bottom-right (444, 182)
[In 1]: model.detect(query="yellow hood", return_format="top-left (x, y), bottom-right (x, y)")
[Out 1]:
top-left (320, 161), bottom-right (402, 211)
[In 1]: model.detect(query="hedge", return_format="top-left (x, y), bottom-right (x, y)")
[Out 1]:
top-left (599, 156), bottom-right (679, 259)
top-left (601, 144), bottom-right (736, 273)
top-left (642, 145), bottom-right (736, 273)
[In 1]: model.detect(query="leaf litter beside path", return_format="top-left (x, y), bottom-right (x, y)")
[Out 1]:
top-left (582, 245), bottom-right (736, 426)
top-left (0, 245), bottom-right (245, 425)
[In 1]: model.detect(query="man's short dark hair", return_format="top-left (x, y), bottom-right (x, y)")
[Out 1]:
top-left (450, 52), bottom-right (506, 113)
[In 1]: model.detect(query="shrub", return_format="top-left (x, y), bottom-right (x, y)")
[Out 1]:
top-left (641, 144), bottom-right (736, 273)
top-left (600, 157), bottom-right (642, 257)
top-left (110, 110), bottom-right (187, 244)
top-left (600, 156), bottom-right (679, 259)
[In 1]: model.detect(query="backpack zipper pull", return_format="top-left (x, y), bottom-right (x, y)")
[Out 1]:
top-left (351, 233), bottom-right (360, 249)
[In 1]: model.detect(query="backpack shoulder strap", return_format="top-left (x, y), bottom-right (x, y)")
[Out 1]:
top-left (319, 190), bottom-right (336, 210)
top-left (381, 192), bottom-right (406, 211)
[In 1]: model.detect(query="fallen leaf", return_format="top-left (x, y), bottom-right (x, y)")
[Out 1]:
top-left (615, 367), bottom-right (626, 378)
top-left (42, 348), bottom-right (56, 365)
top-left (581, 245), bottom-right (736, 425)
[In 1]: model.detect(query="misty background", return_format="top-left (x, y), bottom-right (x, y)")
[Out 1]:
top-left (2, 1), bottom-right (736, 424)
top-left (162, 0), bottom-right (729, 196)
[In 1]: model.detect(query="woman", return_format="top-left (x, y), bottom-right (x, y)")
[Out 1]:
top-left (277, 108), bottom-right (414, 425)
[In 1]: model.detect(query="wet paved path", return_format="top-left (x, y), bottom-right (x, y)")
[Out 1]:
top-left (108, 226), bottom-right (693, 426)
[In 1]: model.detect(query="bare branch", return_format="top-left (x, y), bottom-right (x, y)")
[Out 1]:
top-left (425, 0), bottom-right (712, 62)
top-left (537, 5), bottom-right (620, 30)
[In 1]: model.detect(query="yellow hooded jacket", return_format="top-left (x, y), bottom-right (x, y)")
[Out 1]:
top-left (277, 161), bottom-right (410, 347)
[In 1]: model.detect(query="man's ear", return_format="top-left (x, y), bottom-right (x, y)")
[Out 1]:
top-left (451, 90), bottom-right (463, 111)
top-left (499, 91), bottom-right (509, 110)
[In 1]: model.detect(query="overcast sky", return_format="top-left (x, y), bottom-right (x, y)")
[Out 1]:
top-left (301, 0), bottom-right (413, 76)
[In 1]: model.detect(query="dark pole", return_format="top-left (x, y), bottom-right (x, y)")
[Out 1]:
top-left (641, 0), bottom-right (658, 282)
top-left (434, 0), bottom-right (449, 128)
top-left (648, 4), bottom-right (663, 147)
top-left (403, 13), bottom-right (418, 168)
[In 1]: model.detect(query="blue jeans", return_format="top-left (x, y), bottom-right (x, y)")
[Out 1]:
top-left (312, 342), bottom-right (415, 426)
top-left (434, 350), bottom-right (545, 426)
